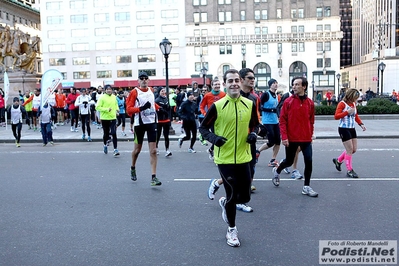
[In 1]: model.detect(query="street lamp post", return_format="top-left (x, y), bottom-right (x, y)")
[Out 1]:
top-left (201, 67), bottom-right (207, 88)
top-left (159, 37), bottom-right (175, 135)
top-left (378, 62), bottom-right (386, 96)
top-left (336, 73), bottom-right (341, 96)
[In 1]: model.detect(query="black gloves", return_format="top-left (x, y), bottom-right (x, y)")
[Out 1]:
top-left (214, 136), bottom-right (227, 147)
top-left (246, 132), bottom-right (258, 144)
top-left (139, 101), bottom-right (151, 111)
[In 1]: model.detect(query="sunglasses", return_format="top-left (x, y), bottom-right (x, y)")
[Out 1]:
top-left (245, 76), bottom-right (255, 80)
top-left (139, 77), bottom-right (148, 80)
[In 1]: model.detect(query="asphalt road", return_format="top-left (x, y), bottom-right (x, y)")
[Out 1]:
top-left (0, 139), bottom-right (398, 266)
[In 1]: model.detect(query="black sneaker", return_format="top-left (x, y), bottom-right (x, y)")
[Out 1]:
top-left (151, 177), bottom-right (162, 186)
top-left (332, 158), bottom-right (342, 172)
top-left (347, 170), bottom-right (359, 178)
top-left (131, 168), bottom-right (137, 181)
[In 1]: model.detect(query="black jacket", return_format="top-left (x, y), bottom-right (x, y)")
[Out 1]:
top-left (155, 95), bottom-right (170, 121)
top-left (178, 100), bottom-right (196, 122)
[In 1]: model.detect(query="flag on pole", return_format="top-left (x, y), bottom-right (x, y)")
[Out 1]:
top-left (4, 71), bottom-right (10, 129)
top-left (4, 71), bottom-right (9, 103)
top-left (40, 69), bottom-right (63, 109)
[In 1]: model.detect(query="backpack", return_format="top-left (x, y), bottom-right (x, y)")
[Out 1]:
top-left (276, 92), bottom-right (291, 117)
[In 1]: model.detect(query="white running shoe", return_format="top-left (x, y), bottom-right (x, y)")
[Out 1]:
top-left (207, 179), bottom-right (219, 200)
top-left (236, 203), bottom-right (253, 213)
top-left (272, 167), bottom-right (280, 186)
top-left (302, 186), bottom-right (318, 197)
top-left (165, 150), bottom-right (172, 157)
top-left (219, 197), bottom-right (229, 224)
top-left (280, 159), bottom-right (291, 174)
top-left (226, 227), bottom-right (240, 247)
top-left (291, 169), bottom-right (303, 180)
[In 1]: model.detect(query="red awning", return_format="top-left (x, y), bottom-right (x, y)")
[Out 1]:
top-left (74, 81), bottom-right (91, 89)
top-left (113, 80), bottom-right (138, 88)
top-left (113, 78), bottom-right (210, 88)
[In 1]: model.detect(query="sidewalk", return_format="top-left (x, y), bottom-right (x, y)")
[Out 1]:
top-left (0, 115), bottom-right (398, 143)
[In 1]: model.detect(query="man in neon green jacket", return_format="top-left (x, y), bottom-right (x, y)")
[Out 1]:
top-left (96, 84), bottom-right (119, 156)
top-left (199, 69), bottom-right (259, 248)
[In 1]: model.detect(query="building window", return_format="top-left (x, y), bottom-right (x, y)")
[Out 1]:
top-left (219, 45), bottom-right (225, 54)
top-left (240, 11), bottom-right (246, 21)
top-left (316, 7), bottom-right (323, 17)
top-left (194, 46), bottom-right (208, 56)
top-left (46, 2), bottom-right (62, 10)
top-left (138, 54), bottom-right (155, 62)
top-left (194, 13), bottom-right (200, 23)
top-left (316, 25), bottom-right (323, 31)
top-left (277, 26), bottom-right (282, 33)
top-left (161, 10), bottom-right (178, 18)
top-left (48, 44), bottom-right (65, 52)
top-left (138, 69), bottom-right (156, 77)
top-left (117, 70), bottom-right (132, 78)
top-left (137, 25), bottom-right (155, 34)
top-left (255, 27), bottom-right (261, 35)
top-left (162, 24), bottom-right (179, 33)
top-left (93, 0), bottom-right (109, 7)
top-left (135, 0), bottom-right (154, 4)
top-left (61, 73), bottom-right (67, 79)
top-left (136, 11), bottom-right (154, 20)
top-left (72, 57), bottom-right (90, 65)
top-left (72, 43), bottom-right (89, 51)
top-left (169, 53), bottom-right (180, 62)
top-left (115, 27), bottom-right (131, 35)
top-left (115, 12), bottom-right (130, 21)
top-left (298, 9), bottom-right (304, 18)
top-left (71, 28), bottom-right (89, 37)
top-left (325, 24), bottom-right (331, 31)
top-left (95, 28), bottom-right (110, 36)
top-left (255, 44), bottom-right (261, 54)
top-left (324, 41), bottom-right (331, 51)
top-left (94, 13), bottom-right (109, 22)
top-left (47, 16), bottom-right (64, 24)
top-left (324, 7), bottom-right (331, 17)
top-left (291, 26), bottom-right (297, 33)
top-left (201, 13), bottom-right (208, 22)
top-left (116, 41), bottom-right (131, 49)
top-left (96, 56), bottom-right (112, 64)
top-left (254, 10), bottom-right (260, 20)
top-left (73, 71), bottom-right (90, 79)
top-left (325, 58), bottom-right (331, 67)
top-left (317, 58), bottom-right (323, 68)
top-left (70, 0), bottom-right (87, 9)
top-left (218, 11), bottom-right (231, 22)
top-left (317, 42), bottom-right (323, 51)
top-left (137, 40), bottom-right (155, 48)
top-left (299, 42), bottom-right (305, 52)
top-left (262, 27), bottom-right (268, 35)
top-left (95, 42), bottom-right (112, 50)
top-left (261, 10), bottom-right (267, 20)
top-left (48, 30), bottom-right (65, 39)
top-left (193, 0), bottom-right (207, 5)
top-left (291, 9), bottom-right (297, 19)
top-left (70, 14), bottom-right (88, 23)
top-left (291, 43), bottom-right (297, 52)
top-left (117, 55), bottom-right (132, 63)
top-left (49, 58), bottom-right (66, 66)
top-left (277, 43), bottom-right (282, 53)
top-left (298, 26), bottom-right (304, 32)
top-left (277, 9), bottom-right (282, 19)
top-left (97, 71), bottom-right (112, 78)
top-left (262, 44), bottom-right (268, 53)
top-left (114, 0), bottom-right (130, 6)
top-left (195, 62), bottom-right (209, 72)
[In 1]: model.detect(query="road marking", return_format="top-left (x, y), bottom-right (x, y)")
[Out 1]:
top-left (175, 178), bottom-right (399, 182)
